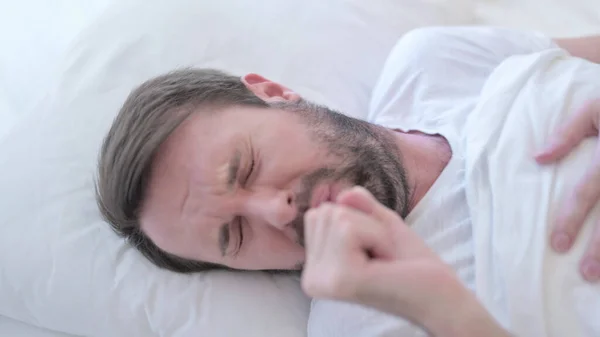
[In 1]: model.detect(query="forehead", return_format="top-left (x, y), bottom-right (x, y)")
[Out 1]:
top-left (152, 109), bottom-right (237, 191)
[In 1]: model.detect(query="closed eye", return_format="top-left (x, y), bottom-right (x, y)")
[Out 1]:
top-left (244, 158), bottom-right (255, 184)
top-left (233, 217), bottom-right (244, 256)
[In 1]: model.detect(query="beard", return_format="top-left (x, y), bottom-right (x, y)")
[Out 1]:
top-left (270, 99), bottom-right (411, 248)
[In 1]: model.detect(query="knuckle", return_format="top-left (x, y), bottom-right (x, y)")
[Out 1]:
top-left (308, 204), bottom-right (330, 221)
top-left (318, 203), bottom-right (335, 219)
top-left (336, 218), bottom-right (356, 240)
top-left (301, 272), bottom-right (316, 292)
top-left (301, 275), bottom-right (322, 298)
top-left (331, 206), bottom-right (348, 223)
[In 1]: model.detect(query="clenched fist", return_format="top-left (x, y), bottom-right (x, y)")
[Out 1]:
top-left (300, 186), bottom-right (502, 336)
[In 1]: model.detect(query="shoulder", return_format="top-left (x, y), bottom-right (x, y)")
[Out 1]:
top-left (387, 26), bottom-right (557, 71)
top-left (368, 27), bottom-right (557, 125)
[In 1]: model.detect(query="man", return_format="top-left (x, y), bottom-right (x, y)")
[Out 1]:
top-left (95, 27), bottom-right (600, 335)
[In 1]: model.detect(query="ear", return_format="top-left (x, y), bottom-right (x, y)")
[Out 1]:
top-left (241, 73), bottom-right (301, 103)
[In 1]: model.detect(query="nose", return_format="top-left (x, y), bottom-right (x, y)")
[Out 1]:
top-left (243, 188), bottom-right (297, 229)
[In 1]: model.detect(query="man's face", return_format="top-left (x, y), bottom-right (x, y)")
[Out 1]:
top-left (140, 74), bottom-right (409, 271)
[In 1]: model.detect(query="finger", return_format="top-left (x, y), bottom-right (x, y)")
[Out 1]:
top-left (306, 203), bottom-right (396, 261)
top-left (331, 205), bottom-right (397, 260)
top-left (302, 207), bottom-right (334, 288)
top-left (551, 153), bottom-right (600, 253)
top-left (302, 205), bottom-right (391, 301)
top-left (304, 209), bottom-right (327, 258)
top-left (304, 203), bottom-right (335, 255)
top-left (535, 101), bottom-right (597, 164)
top-left (581, 219), bottom-right (600, 282)
top-left (336, 186), bottom-right (400, 226)
top-left (337, 187), bottom-right (436, 260)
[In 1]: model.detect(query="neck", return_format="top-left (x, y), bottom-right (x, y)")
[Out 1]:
top-left (388, 129), bottom-right (452, 211)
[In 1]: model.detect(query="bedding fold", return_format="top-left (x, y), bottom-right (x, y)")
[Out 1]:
top-left (464, 48), bottom-right (600, 336)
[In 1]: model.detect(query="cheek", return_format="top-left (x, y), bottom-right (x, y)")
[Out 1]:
top-left (257, 125), bottom-right (333, 185)
top-left (276, 134), bottom-right (330, 167)
top-left (259, 148), bottom-right (313, 183)
top-left (246, 226), bottom-right (304, 260)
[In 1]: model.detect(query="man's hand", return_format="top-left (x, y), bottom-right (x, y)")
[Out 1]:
top-left (554, 36), bottom-right (600, 65)
top-left (301, 186), bottom-right (501, 336)
top-left (535, 98), bottom-right (600, 282)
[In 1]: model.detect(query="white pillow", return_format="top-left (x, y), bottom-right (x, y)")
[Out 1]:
top-left (0, 0), bottom-right (116, 118)
top-left (0, 88), bottom-right (19, 142)
top-left (0, 0), bottom-right (474, 336)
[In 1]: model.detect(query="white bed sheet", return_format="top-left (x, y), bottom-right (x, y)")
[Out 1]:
top-left (0, 0), bottom-right (115, 125)
top-left (0, 316), bottom-right (80, 337)
top-left (465, 48), bottom-right (600, 336)
top-left (0, 89), bottom-right (18, 142)
top-left (0, 2), bottom-right (108, 336)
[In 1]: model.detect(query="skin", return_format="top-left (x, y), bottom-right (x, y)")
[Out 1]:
top-left (140, 73), bottom-right (450, 271)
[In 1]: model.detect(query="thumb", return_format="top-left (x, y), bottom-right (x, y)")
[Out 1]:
top-left (337, 187), bottom-right (437, 259)
top-left (336, 186), bottom-right (399, 226)
top-left (535, 101), bottom-right (597, 164)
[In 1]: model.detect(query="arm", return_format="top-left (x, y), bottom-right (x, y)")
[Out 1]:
top-left (302, 187), bottom-right (514, 337)
top-left (554, 36), bottom-right (600, 63)
top-left (377, 261), bottom-right (511, 337)
top-left (419, 278), bottom-right (512, 337)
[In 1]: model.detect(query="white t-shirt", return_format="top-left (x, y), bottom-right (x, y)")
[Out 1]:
top-left (307, 26), bottom-right (558, 337)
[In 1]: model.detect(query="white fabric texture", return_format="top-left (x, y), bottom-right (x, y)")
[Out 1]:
top-left (474, 0), bottom-right (600, 37)
top-left (0, 0), bottom-right (116, 120)
top-left (0, 88), bottom-right (18, 142)
top-left (0, 316), bottom-right (79, 337)
top-left (308, 26), bottom-right (559, 337)
top-left (465, 49), bottom-right (600, 336)
top-left (0, 1), bottom-right (474, 336)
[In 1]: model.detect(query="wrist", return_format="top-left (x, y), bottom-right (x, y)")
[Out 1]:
top-left (426, 283), bottom-right (510, 337)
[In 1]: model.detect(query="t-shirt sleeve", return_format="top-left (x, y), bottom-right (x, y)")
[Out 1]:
top-left (368, 26), bottom-right (559, 128)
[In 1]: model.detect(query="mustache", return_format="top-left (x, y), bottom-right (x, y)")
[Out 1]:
top-left (290, 165), bottom-right (368, 247)
top-left (291, 205), bottom-right (309, 247)
top-left (290, 168), bottom-right (337, 247)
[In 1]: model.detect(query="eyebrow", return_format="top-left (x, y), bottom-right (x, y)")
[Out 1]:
top-left (219, 149), bottom-right (242, 256)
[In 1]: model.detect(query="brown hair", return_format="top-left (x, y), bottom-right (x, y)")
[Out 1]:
top-left (95, 68), bottom-right (268, 273)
